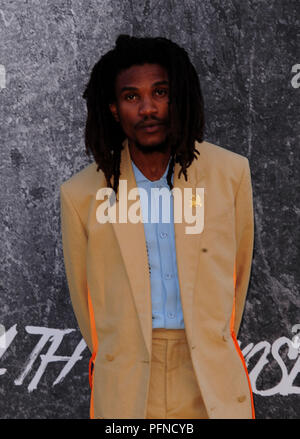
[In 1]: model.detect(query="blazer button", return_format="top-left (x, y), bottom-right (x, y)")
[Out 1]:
top-left (105, 354), bottom-right (114, 361)
top-left (237, 395), bottom-right (246, 403)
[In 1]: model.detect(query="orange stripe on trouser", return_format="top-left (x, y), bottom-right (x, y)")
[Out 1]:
top-left (87, 287), bottom-right (98, 419)
top-left (230, 264), bottom-right (255, 419)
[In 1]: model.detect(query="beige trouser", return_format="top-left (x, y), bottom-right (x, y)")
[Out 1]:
top-left (146, 328), bottom-right (209, 419)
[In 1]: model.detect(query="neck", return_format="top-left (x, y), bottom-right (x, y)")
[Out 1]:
top-left (128, 140), bottom-right (171, 181)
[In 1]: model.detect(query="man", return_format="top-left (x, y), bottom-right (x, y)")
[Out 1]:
top-left (60, 35), bottom-right (255, 419)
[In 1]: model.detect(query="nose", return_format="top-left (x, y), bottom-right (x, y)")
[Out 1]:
top-left (138, 95), bottom-right (158, 117)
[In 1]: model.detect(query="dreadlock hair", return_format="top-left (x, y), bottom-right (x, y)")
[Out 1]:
top-left (82, 34), bottom-right (205, 194)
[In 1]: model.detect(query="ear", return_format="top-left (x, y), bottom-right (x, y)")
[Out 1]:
top-left (109, 102), bottom-right (120, 122)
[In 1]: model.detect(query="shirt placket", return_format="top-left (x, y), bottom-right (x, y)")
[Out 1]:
top-left (156, 180), bottom-right (178, 328)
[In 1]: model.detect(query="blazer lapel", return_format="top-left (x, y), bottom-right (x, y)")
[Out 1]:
top-left (173, 145), bottom-right (206, 348)
top-left (111, 139), bottom-right (152, 357)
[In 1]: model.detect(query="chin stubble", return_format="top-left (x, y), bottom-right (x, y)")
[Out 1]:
top-left (134, 137), bottom-right (170, 154)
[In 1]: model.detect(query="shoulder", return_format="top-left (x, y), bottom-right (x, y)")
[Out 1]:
top-left (194, 140), bottom-right (250, 178)
top-left (189, 140), bottom-right (252, 195)
top-left (197, 140), bottom-right (249, 166)
top-left (60, 161), bottom-right (106, 206)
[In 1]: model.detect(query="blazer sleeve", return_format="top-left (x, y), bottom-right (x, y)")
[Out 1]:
top-left (60, 184), bottom-right (93, 353)
top-left (233, 158), bottom-right (254, 336)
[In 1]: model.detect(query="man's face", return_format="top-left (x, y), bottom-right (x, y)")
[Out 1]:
top-left (109, 63), bottom-right (170, 151)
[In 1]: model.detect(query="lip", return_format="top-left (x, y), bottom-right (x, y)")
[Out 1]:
top-left (139, 124), bottom-right (162, 133)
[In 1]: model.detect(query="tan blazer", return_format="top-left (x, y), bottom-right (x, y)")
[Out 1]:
top-left (60, 138), bottom-right (255, 419)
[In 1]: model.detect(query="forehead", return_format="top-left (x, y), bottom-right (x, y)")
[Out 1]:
top-left (114, 63), bottom-right (169, 92)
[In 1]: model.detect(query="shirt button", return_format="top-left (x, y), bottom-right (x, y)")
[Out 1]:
top-left (159, 232), bottom-right (168, 239)
top-left (167, 312), bottom-right (175, 319)
top-left (164, 273), bottom-right (172, 280)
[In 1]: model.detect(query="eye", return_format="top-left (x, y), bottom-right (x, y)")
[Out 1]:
top-left (155, 88), bottom-right (168, 96)
top-left (125, 93), bottom-right (137, 101)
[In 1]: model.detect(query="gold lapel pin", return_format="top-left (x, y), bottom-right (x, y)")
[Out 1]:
top-left (189, 194), bottom-right (202, 207)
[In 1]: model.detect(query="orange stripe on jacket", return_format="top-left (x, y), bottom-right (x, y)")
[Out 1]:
top-left (87, 287), bottom-right (98, 419)
top-left (230, 263), bottom-right (255, 419)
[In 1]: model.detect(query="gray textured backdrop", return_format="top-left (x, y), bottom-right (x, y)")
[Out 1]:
top-left (0, 0), bottom-right (299, 419)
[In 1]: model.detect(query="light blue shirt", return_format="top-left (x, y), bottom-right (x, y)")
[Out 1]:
top-left (131, 160), bottom-right (185, 329)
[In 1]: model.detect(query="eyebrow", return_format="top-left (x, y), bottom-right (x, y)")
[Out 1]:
top-left (120, 80), bottom-right (169, 94)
